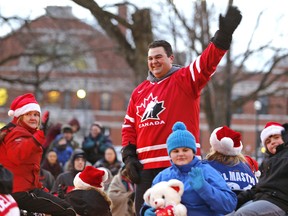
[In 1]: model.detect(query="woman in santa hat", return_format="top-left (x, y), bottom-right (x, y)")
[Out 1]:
top-left (205, 126), bottom-right (259, 194)
top-left (0, 93), bottom-right (76, 216)
top-left (234, 122), bottom-right (288, 216)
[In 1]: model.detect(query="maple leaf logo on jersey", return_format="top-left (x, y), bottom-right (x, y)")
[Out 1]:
top-left (137, 93), bottom-right (166, 122)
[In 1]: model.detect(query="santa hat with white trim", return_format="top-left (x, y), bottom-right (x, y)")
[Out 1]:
top-left (210, 126), bottom-right (243, 156)
top-left (260, 122), bottom-right (284, 146)
top-left (73, 166), bottom-right (109, 191)
top-left (8, 93), bottom-right (41, 117)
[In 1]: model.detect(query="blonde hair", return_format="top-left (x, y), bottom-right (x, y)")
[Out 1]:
top-left (206, 149), bottom-right (247, 166)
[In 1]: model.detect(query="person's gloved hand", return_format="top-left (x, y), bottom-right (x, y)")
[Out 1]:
top-left (144, 207), bottom-right (156, 216)
top-left (122, 143), bottom-right (143, 184)
top-left (212, 6), bottom-right (242, 50)
top-left (188, 167), bottom-right (205, 191)
top-left (57, 184), bottom-right (67, 199)
top-left (219, 6), bottom-right (242, 36)
top-left (40, 111), bottom-right (50, 135)
top-left (125, 156), bottom-right (143, 184)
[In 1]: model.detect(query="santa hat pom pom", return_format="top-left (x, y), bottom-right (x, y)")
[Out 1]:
top-left (8, 110), bottom-right (14, 117)
top-left (220, 137), bottom-right (234, 147)
top-left (255, 170), bottom-right (261, 178)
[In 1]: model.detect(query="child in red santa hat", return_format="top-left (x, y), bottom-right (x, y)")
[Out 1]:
top-left (0, 93), bottom-right (76, 216)
top-left (65, 165), bottom-right (112, 216)
top-left (235, 121), bottom-right (288, 216)
top-left (205, 126), bottom-right (259, 195)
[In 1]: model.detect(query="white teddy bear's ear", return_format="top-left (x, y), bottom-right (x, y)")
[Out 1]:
top-left (167, 179), bottom-right (184, 196)
top-left (143, 188), bottom-right (152, 204)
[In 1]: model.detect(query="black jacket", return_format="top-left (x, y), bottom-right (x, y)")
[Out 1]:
top-left (65, 189), bottom-right (112, 216)
top-left (237, 144), bottom-right (288, 212)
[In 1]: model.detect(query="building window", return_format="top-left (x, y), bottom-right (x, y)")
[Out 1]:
top-left (233, 95), bottom-right (243, 114)
top-left (63, 91), bottom-right (71, 109)
top-left (48, 90), bottom-right (60, 103)
top-left (0, 88), bottom-right (8, 107)
top-left (100, 92), bottom-right (111, 111)
top-left (258, 96), bottom-right (268, 114)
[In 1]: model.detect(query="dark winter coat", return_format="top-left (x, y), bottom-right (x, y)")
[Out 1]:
top-left (65, 189), bottom-right (112, 216)
top-left (51, 149), bottom-right (86, 195)
top-left (41, 157), bottom-right (63, 179)
top-left (39, 168), bottom-right (55, 192)
top-left (237, 144), bottom-right (288, 212)
top-left (82, 133), bottom-right (113, 164)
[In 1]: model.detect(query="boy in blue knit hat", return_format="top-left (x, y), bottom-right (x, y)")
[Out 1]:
top-left (140, 122), bottom-right (237, 216)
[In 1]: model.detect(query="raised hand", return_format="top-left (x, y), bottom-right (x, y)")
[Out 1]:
top-left (219, 6), bottom-right (242, 36)
top-left (188, 167), bottom-right (205, 191)
top-left (40, 111), bottom-right (50, 135)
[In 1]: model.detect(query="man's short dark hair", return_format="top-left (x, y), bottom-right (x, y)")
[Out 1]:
top-left (148, 40), bottom-right (173, 57)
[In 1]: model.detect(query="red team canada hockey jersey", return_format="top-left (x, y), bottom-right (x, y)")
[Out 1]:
top-left (122, 42), bottom-right (226, 170)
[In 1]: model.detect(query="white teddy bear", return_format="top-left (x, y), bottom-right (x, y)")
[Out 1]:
top-left (143, 179), bottom-right (187, 216)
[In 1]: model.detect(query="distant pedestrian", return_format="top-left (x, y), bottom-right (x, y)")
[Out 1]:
top-left (82, 122), bottom-right (113, 164)
top-left (51, 148), bottom-right (87, 198)
top-left (41, 149), bottom-right (63, 179)
top-left (94, 146), bottom-right (122, 176)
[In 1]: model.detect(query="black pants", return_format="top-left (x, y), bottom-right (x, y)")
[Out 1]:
top-left (135, 168), bottom-right (165, 216)
top-left (12, 188), bottom-right (76, 216)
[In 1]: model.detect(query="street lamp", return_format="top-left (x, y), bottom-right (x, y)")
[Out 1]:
top-left (76, 89), bottom-right (86, 99)
top-left (76, 88), bottom-right (88, 135)
top-left (254, 100), bottom-right (262, 161)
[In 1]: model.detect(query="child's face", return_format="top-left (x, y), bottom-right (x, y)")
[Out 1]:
top-left (265, 134), bottom-right (283, 154)
top-left (170, 147), bottom-right (194, 165)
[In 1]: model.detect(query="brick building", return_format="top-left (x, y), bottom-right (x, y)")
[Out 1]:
top-left (0, 6), bottom-right (134, 147)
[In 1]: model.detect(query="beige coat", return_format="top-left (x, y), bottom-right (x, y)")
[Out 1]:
top-left (107, 170), bottom-right (135, 216)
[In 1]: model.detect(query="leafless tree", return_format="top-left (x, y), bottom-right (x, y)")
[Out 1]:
top-left (166, 0), bottom-right (288, 131)
top-left (71, 0), bottom-right (288, 131)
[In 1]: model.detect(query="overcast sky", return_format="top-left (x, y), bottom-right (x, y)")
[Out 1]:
top-left (1, 0), bottom-right (287, 70)
top-left (1, 0), bottom-right (287, 44)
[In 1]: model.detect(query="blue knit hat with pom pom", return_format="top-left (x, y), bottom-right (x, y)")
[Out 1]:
top-left (167, 121), bottom-right (196, 155)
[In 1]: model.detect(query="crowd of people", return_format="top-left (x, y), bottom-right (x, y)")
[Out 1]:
top-left (1, 5), bottom-right (288, 216)
top-left (0, 93), bottom-right (132, 216)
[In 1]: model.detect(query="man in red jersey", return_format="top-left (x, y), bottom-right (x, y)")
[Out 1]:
top-left (121, 6), bottom-right (242, 215)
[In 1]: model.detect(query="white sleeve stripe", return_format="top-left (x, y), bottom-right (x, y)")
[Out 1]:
top-left (195, 55), bottom-right (201, 73)
top-left (189, 63), bottom-right (195, 81)
top-left (189, 56), bottom-right (201, 82)
top-left (137, 144), bottom-right (167, 153)
top-left (140, 156), bottom-right (170, 164)
top-left (136, 143), bottom-right (201, 153)
top-left (122, 124), bottom-right (132, 128)
top-left (125, 114), bottom-right (134, 123)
